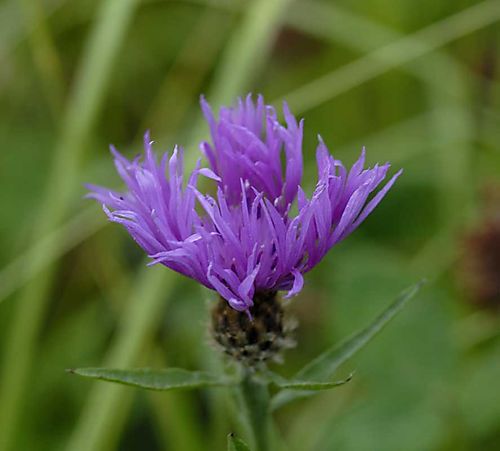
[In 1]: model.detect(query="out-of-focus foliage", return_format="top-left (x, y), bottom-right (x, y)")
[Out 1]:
top-left (0, 0), bottom-right (499, 450)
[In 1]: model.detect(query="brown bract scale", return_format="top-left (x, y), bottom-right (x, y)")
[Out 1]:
top-left (211, 292), bottom-right (295, 367)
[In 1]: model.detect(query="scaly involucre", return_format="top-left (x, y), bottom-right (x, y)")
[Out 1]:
top-left (88, 96), bottom-right (402, 312)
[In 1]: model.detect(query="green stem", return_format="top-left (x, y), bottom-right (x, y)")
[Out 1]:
top-left (236, 371), bottom-right (271, 451)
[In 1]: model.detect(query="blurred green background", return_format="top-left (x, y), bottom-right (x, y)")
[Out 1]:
top-left (1, 0), bottom-right (499, 450)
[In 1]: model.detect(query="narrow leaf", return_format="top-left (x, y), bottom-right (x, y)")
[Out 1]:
top-left (227, 433), bottom-right (252, 451)
top-left (276, 373), bottom-right (353, 390)
top-left (67, 367), bottom-right (234, 391)
top-left (271, 280), bottom-right (425, 409)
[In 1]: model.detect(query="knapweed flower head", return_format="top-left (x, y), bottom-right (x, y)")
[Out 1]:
top-left (87, 95), bottom-right (401, 315)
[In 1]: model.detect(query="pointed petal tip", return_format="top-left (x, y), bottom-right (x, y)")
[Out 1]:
top-left (198, 167), bottom-right (221, 182)
top-left (284, 269), bottom-right (304, 299)
top-left (109, 144), bottom-right (118, 155)
top-left (200, 95), bottom-right (213, 118)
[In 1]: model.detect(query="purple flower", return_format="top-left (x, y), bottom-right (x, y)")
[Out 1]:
top-left (87, 95), bottom-right (402, 313)
top-left (200, 94), bottom-right (303, 214)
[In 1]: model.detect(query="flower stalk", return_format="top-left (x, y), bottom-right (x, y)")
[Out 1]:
top-left (234, 370), bottom-right (271, 451)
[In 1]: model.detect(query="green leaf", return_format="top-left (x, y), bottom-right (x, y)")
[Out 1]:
top-left (67, 367), bottom-right (234, 391)
top-left (275, 373), bottom-right (354, 390)
top-left (263, 368), bottom-right (353, 390)
top-left (227, 433), bottom-right (252, 451)
top-left (271, 280), bottom-right (425, 410)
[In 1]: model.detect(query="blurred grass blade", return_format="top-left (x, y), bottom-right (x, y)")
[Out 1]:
top-left (0, 0), bottom-right (139, 449)
top-left (139, 8), bottom-right (231, 140)
top-left (275, 373), bottom-right (353, 391)
top-left (283, 0), bottom-right (500, 114)
top-left (271, 280), bottom-right (425, 410)
top-left (19, 0), bottom-right (65, 117)
top-left (68, 367), bottom-right (233, 391)
top-left (228, 433), bottom-right (252, 451)
top-left (207, 0), bottom-right (289, 106)
top-left (286, 1), bottom-right (468, 99)
top-left (189, 0), bottom-right (291, 145)
top-left (64, 267), bottom-right (174, 451)
top-left (147, 348), bottom-right (207, 451)
top-left (0, 209), bottom-right (105, 304)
